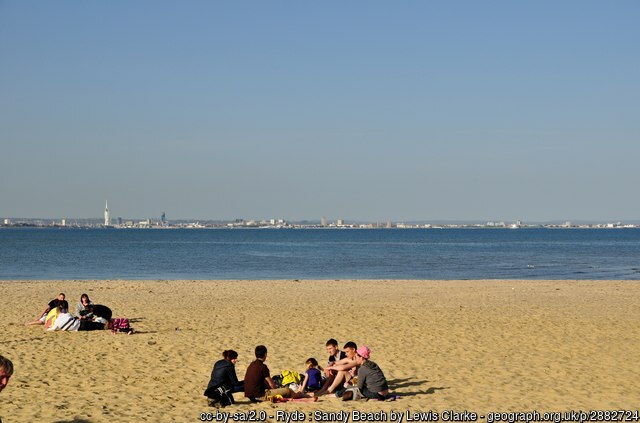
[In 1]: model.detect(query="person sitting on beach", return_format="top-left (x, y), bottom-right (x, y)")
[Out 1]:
top-left (47, 301), bottom-right (106, 332)
top-left (1, 354), bottom-right (13, 423)
top-left (26, 293), bottom-right (66, 326)
top-left (75, 293), bottom-right (94, 320)
top-left (348, 345), bottom-right (393, 401)
top-left (299, 358), bottom-right (323, 392)
top-left (0, 354), bottom-right (13, 395)
top-left (312, 341), bottom-right (358, 396)
top-left (204, 350), bottom-right (244, 406)
top-left (325, 338), bottom-right (347, 376)
top-left (243, 345), bottom-right (307, 402)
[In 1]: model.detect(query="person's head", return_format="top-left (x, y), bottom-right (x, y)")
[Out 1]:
top-left (305, 357), bottom-right (318, 369)
top-left (326, 339), bottom-right (339, 356)
top-left (343, 341), bottom-right (358, 359)
top-left (355, 345), bottom-right (370, 366)
top-left (255, 345), bottom-right (268, 360)
top-left (0, 355), bottom-right (14, 394)
top-left (223, 350), bottom-right (239, 365)
top-left (57, 300), bottom-right (69, 312)
top-left (80, 293), bottom-right (91, 305)
top-left (57, 293), bottom-right (66, 301)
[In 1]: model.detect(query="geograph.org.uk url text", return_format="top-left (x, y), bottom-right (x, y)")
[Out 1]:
top-left (485, 410), bottom-right (640, 423)
top-left (199, 410), bottom-right (640, 423)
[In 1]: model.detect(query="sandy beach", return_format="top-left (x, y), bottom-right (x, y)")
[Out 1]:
top-left (1, 279), bottom-right (639, 422)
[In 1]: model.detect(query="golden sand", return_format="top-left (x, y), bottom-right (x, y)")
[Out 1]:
top-left (1, 280), bottom-right (639, 422)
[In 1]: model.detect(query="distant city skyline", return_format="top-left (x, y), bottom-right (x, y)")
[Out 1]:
top-left (1, 2), bottom-right (639, 222)
top-left (3, 203), bottom-right (640, 227)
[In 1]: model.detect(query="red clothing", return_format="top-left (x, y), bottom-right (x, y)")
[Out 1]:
top-left (243, 359), bottom-right (270, 398)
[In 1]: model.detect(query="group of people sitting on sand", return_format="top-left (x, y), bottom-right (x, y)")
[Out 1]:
top-left (204, 339), bottom-right (394, 406)
top-left (26, 292), bottom-right (133, 334)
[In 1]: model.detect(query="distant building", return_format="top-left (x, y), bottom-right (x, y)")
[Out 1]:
top-left (161, 212), bottom-right (166, 224)
top-left (336, 219), bottom-right (345, 226)
top-left (386, 219), bottom-right (392, 229)
top-left (104, 201), bottom-right (110, 226)
top-left (321, 217), bottom-right (328, 226)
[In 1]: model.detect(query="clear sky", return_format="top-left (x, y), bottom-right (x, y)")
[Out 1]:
top-left (1, 1), bottom-right (638, 222)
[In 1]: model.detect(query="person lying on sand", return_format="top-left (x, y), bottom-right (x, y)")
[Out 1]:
top-left (46, 301), bottom-right (106, 332)
top-left (26, 293), bottom-right (66, 326)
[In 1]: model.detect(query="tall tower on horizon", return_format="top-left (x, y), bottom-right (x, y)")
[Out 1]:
top-left (104, 201), bottom-right (110, 226)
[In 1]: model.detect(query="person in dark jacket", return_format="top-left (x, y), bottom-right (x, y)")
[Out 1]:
top-left (204, 350), bottom-right (243, 406)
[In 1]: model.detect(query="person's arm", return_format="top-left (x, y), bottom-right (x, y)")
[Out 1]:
top-left (228, 366), bottom-right (239, 387)
top-left (357, 369), bottom-right (365, 390)
top-left (333, 356), bottom-right (353, 366)
top-left (265, 376), bottom-right (276, 389)
top-left (39, 306), bottom-right (51, 319)
top-left (324, 361), bottom-right (335, 376)
top-left (300, 373), bottom-right (309, 391)
top-left (330, 360), bottom-right (357, 371)
top-left (75, 303), bottom-right (85, 318)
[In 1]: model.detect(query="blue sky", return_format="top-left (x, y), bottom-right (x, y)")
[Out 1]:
top-left (1, 1), bottom-right (638, 222)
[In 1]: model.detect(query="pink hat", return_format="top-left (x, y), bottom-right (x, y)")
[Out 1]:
top-left (356, 345), bottom-right (370, 359)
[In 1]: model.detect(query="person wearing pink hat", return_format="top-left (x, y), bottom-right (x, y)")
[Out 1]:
top-left (350, 345), bottom-right (392, 401)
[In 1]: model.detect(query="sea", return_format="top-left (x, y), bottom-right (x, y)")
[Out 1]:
top-left (0, 227), bottom-right (639, 280)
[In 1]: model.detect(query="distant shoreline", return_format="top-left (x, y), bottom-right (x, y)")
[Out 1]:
top-left (2, 224), bottom-right (639, 229)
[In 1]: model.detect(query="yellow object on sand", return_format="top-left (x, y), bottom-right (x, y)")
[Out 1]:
top-left (44, 307), bottom-right (59, 329)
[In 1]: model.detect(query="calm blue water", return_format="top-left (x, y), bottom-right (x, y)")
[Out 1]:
top-left (0, 228), bottom-right (639, 280)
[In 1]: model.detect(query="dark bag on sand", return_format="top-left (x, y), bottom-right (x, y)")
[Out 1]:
top-left (271, 375), bottom-right (283, 389)
top-left (204, 386), bottom-right (234, 406)
top-left (92, 304), bottom-right (113, 321)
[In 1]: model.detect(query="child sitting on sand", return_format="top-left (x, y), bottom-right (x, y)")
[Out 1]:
top-left (299, 358), bottom-right (323, 392)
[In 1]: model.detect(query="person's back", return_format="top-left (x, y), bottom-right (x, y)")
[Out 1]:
top-left (358, 360), bottom-right (388, 393)
top-left (208, 359), bottom-right (236, 390)
top-left (244, 359), bottom-right (269, 399)
top-left (306, 367), bottom-right (322, 391)
top-left (353, 345), bottom-right (392, 401)
top-left (205, 350), bottom-right (243, 407)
